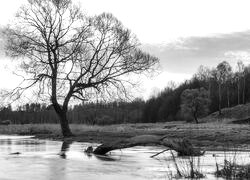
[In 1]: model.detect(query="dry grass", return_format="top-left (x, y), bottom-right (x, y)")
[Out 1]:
top-left (202, 103), bottom-right (250, 122)
top-left (215, 151), bottom-right (250, 179)
top-left (167, 151), bottom-right (205, 179)
top-left (0, 121), bottom-right (249, 149)
top-left (0, 124), bottom-right (61, 135)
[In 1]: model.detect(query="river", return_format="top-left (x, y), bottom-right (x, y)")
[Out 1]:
top-left (0, 135), bottom-right (249, 179)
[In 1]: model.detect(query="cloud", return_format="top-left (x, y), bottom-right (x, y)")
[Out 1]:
top-left (140, 71), bottom-right (192, 99)
top-left (142, 31), bottom-right (250, 74)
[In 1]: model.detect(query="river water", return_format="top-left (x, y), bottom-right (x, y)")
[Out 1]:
top-left (0, 135), bottom-right (249, 180)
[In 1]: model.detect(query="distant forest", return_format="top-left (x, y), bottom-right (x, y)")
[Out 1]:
top-left (1, 60), bottom-right (250, 124)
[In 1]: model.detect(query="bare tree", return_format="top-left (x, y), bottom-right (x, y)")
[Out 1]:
top-left (194, 65), bottom-right (211, 82)
top-left (243, 65), bottom-right (250, 104)
top-left (225, 67), bottom-right (232, 108)
top-left (2, 0), bottom-right (158, 137)
top-left (235, 61), bottom-right (245, 105)
top-left (194, 65), bottom-right (212, 97)
top-left (216, 61), bottom-right (232, 115)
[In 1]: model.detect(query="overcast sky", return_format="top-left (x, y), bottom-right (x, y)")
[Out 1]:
top-left (1, 0), bottom-right (250, 99)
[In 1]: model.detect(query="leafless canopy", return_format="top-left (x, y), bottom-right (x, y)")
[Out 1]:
top-left (3, 0), bottom-right (158, 109)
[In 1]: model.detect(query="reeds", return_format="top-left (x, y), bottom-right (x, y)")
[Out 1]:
top-left (169, 150), bottom-right (205, 179)
top-left (215, 151), bottom-right (250, 179)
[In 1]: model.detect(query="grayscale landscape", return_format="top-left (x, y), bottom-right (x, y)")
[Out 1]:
top-left (1, 0), bottom-right (250, 179)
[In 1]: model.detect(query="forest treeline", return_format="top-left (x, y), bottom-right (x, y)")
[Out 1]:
top-left (1, 60), bottom-right (250, 124)
top-left (0, 101), bottom-right (144, 125)
top-left (143, 60), bottom-right (250, 122)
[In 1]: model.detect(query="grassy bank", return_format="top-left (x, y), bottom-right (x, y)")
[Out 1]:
top-left (0, 121), bottom-right (250, 150)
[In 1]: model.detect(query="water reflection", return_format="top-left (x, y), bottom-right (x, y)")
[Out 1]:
top-left (0, 135), bottom-right (250, 180)
top-left (96, 154), bottom-right (117, 161)
top-left (59, 141), bottom-right (72, 159)
top-left (86, 153), bottom-right (117, 161)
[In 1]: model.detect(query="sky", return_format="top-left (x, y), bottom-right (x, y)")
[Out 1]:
top-left (1, 0), bottom-right (250, 99)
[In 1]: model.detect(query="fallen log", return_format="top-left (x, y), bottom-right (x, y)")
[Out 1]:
top-left (91, 135), bottom-right (204, 156)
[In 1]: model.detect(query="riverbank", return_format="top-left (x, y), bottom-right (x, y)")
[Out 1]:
top-left (0, 121), bottom-right (250, 150)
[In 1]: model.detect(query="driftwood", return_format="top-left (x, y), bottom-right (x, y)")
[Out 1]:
top-left (150, 149), bottom-right (169, 158)
top-left (91, 135), bottom-right (204, 156)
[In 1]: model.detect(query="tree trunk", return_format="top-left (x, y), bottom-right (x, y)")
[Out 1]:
top-left (227, 86), bottom-right (230, 108)
top-left (57, 111), bottom-right (74, 137)
top-left (208, 81), bottom-right (211, 99)
top-left (243, 76), bottom-right (245, 104)
top-left (193, 112), bottom-right (199, 124)
top-left (218, 83), bottom-right (222, 115)
top-left (238, 80), bottom-right (240, 105)
top-left (52, 100), bottom-right (73, 137)
top-left (51, 70), bottom-right (73, 137)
